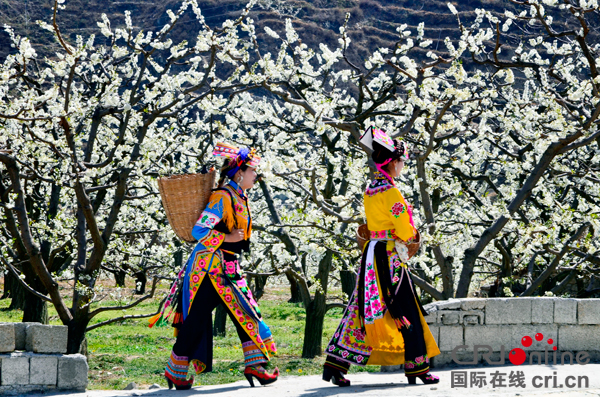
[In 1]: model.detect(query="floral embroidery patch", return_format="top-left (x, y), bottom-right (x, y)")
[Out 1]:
top-left (198, 230), bottom-right (225, 252)
top-left (211, 273), bottom-right (272, 356)
top-left (365, 178), bottom-right (393, 197)
top-left (325, 293), bottom-right (372, 366)
top-left (191, 359), bottom-right (207, 374)
top-left (404, 354), bottom-right (429, 370)
top-left (390, 202), bottom-right (406, 218)
top-left (364, 260), bottom-right (385, 324)
top-left (195, 211), bottom-right (221, 228)
top-left (225, 260), bottom-right (239, 276)
top-left (370, 229), bottom-right (395, 239)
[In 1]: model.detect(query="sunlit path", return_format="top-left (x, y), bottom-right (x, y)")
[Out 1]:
top-left (39, 364), bottom-right (600, 397)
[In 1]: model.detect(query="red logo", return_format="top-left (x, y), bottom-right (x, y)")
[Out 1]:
top-left (509, 332), bottom-right (557, 365)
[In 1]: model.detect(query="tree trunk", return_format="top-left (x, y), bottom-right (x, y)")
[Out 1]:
top-left (340, 269), bottom-right (356, 299)
top-left (250, 274), bottom-right (269, 302)
top-left (416, 157), bottom-right (453, 298)
top-left (8, 276), bottom-right (27, 310)
top-left (21, 268), bottom-right (50, 324)
top-left (79, 337), bottom-right (88, 357)
top-left (301, 292), bottom-right (326, 358)
top-left (286, 272), bottom-right (303, 303)
top-left (67, 313), bottom-right (89, 354)
top-left (1, 271), bottom-right (15, 300)
top-left (134, 271), bottom-right (147, 295)
top-left (114, 270), bottom-right (126, 287)
top-left (213, 304), bottom-right (227, 337)
top-left (23, 293), bottom-right (48, 324)
top-left (301, 251), bottom-right (333, 358)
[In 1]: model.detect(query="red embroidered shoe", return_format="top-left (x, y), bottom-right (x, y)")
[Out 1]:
top-left (164, 370), bottom-right (194, 390)
top-left (244, 365), bottom-right (279, 387)
top-left (407, 373), bottom-right (439, 385)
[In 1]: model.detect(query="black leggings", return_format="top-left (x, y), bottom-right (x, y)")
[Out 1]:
top-left (172, 277), bottom-right (250, 370)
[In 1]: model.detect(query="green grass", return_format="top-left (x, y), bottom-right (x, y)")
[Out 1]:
top-left (0, 284), bottom-right (378, 390)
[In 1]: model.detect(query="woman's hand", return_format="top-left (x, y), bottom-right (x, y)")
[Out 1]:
top-left (224, 229), bottom-right (245, 243)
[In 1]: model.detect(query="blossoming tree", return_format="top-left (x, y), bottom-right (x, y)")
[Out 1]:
top-left (1, 0), bottom-right (599, 358)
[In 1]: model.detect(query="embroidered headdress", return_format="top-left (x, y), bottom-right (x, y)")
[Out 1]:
top-left (360, 126), bottom-right (409, 181)
top-left (212, 142), bottom-right (261, 178)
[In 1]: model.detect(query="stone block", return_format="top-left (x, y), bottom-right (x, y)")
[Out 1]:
top-left (578, 299), bottom-right (600, 325)
top-left (438, 326), bottom-right (463, 352)
top-left (461, 310), bottom-right (484, 325)
top-left (430, 352), bottom-right (453, 367)
top-left (1, 355), bottom-right (29, 385)
top-left (0, 324), bottom-right (15, 353)
top-left (532, 298), bottom-right (554, 324)
top-left (436, 300), bottom-right (462, 310)
top-left (554, 298), bottom-right (577, 324)
top-left (25, 325), bottom-right (68, 354)
top-left (428, 325), bottom-right (439, 346)
top-left (13, 323), bottom-right (37, 351)
top-left (29, 356), bottom-right (58, 385)
top-left (460, 298), bottom-right (487, 311)
top-left (464, 325), bottom-right (512, 352)
top-left (442, 312), bottom-right (459, 325)
top-left (424, 312), bottom-right (438, 324)
top-left (0, 384), bottom-right (54, 396)
top-left (559, 325), bottom-right (600, 351)
top-left (512, 324), bottom-right (558, 352)
top-left (57, 354), bottom-right (88, 390)
top-left (485, 298), bottom-right (533, 325)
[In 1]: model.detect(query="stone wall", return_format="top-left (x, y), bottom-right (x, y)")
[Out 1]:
top-left (422, 297), bottom-right (600, 367)
top-left (0, 323), bottom-right (88, 395)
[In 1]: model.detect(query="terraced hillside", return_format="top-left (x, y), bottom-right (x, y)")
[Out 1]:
top-left (0, 0), bottom-right (521, 62)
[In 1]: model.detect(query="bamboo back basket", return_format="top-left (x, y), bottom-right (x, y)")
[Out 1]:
top-left (157, 171), bottom-right (217, 243)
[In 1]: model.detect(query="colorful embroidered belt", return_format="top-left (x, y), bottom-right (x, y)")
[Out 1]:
top-left (370, 229), bottom-right (395, 240)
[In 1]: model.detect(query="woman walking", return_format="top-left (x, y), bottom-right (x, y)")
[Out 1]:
top-left (322, 127), bottom-right (440, 387)
top-left (151, 142), bottom-right (278, 390)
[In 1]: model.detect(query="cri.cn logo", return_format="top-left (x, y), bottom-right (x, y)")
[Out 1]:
top-left (510, 333), bottom-right (554, 365)
top-left (452, 331), bottom-right (591, 366)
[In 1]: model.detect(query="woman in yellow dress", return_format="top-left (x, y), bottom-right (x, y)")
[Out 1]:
top-left (150, 143), bottom-right (278, 390)
top-left (322, 127), bottom-right (440, 386)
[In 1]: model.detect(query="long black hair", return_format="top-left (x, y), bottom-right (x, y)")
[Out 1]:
top-left (371, 139), bottom-right (407, 171)
top-left (217, 158), bottom-right (249, 188)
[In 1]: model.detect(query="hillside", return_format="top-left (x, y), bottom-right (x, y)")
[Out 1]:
top-left (0, 0), bottom-right (521, 64)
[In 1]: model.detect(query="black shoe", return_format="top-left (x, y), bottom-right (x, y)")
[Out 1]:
top-left (165, 372), bottom-right (194, 390)
top-left (322, 366), bottom-right (351, 387)
top-left (407, 373), bottom-right (439, 385)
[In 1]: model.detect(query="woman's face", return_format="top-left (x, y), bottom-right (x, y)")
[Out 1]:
top-left (388, 159), bottom-right (404, 178)
top-left (236, 166), bottom-right (258, 190)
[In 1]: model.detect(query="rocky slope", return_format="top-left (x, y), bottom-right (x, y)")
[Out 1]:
top-left (0, 0), bottom-right (519, 62)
